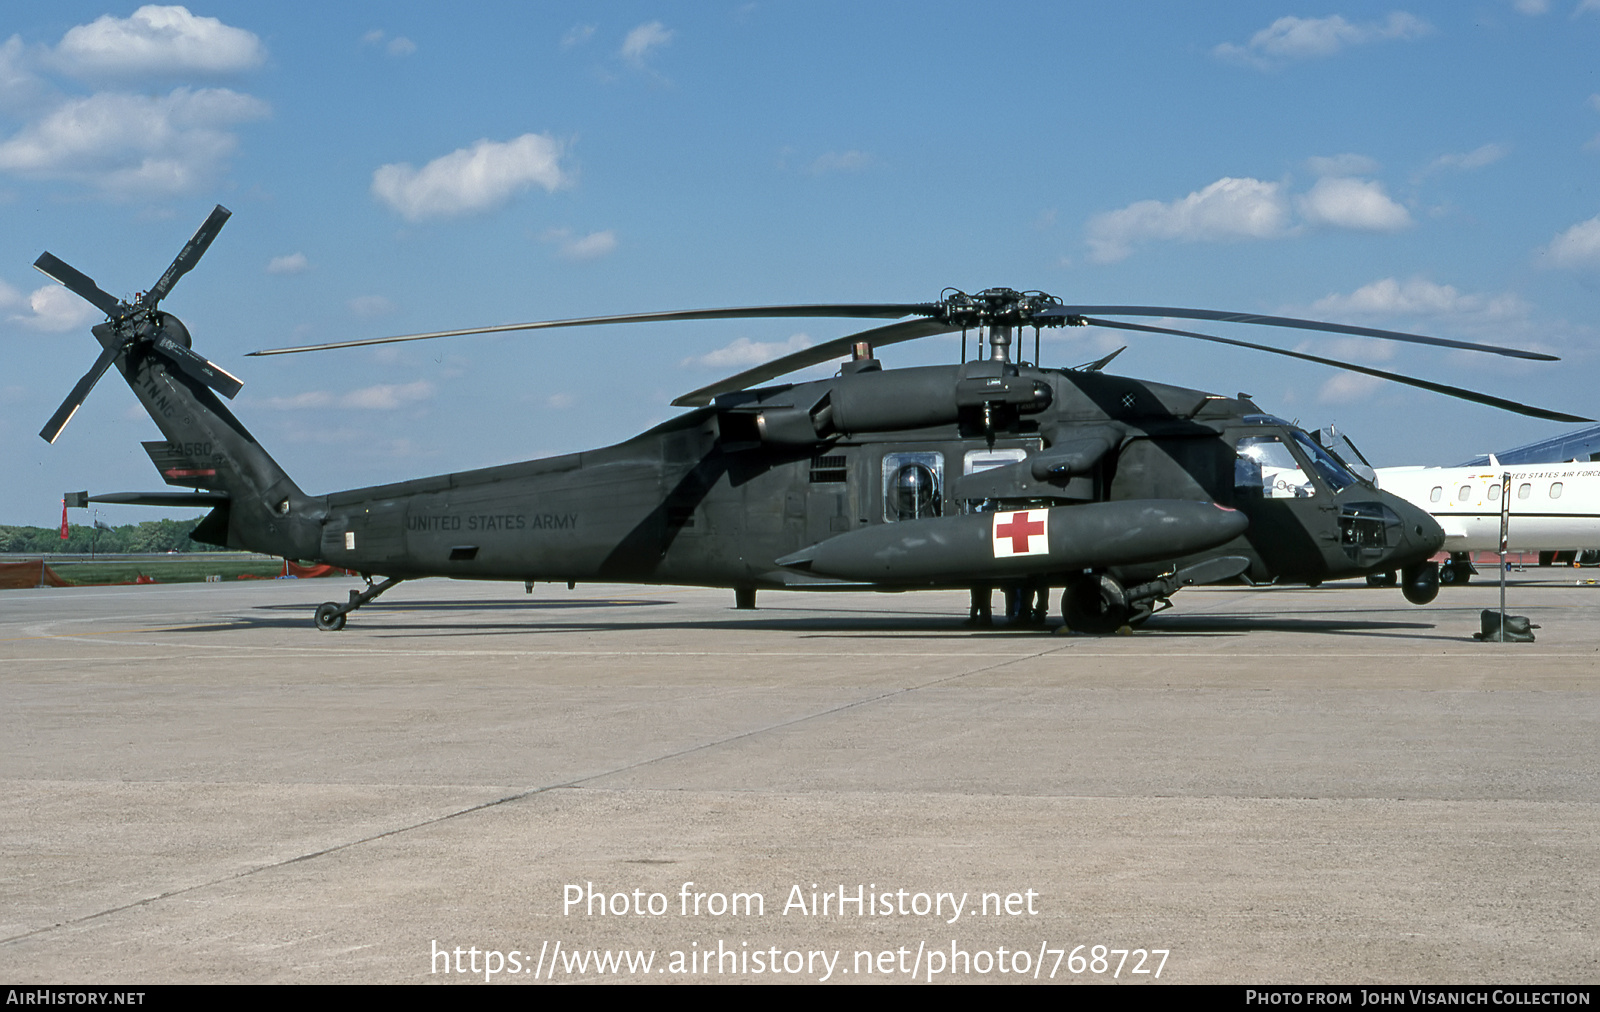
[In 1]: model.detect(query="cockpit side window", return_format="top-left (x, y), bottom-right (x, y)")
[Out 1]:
top-left (1235, 435), bottom-right (1314, 498)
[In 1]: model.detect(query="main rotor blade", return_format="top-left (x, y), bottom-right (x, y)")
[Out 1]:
top-left (40, 344), bottom-right (121, 443)
top-left (672, 318), bottom-right (959, 407)
top-left (33, 253), bottom-right (124, 319)
top-left (1080, 317), bottom-right (1591, 424)
top-left (142, 204), bottom-right (231, 309)
top-left (1039, 305), bottom-right (1558, 362)
top-left (248, 303), bottom-right (938, 356)
top-left (154, 335), bottom-right (244, 399)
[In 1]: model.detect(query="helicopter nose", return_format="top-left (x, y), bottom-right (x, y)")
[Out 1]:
top-left (1384, 493), bottom-right (1445, 562)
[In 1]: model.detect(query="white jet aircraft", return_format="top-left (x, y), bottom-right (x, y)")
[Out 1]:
top-left (1374, 459), bottom-right (1600, 584)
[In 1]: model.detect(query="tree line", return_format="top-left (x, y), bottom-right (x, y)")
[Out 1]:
top-left (0, 518), bottom-right (208, 554)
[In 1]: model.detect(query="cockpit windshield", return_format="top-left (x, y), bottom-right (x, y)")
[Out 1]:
top-left (1289, 430), bottom-right (1360, 492)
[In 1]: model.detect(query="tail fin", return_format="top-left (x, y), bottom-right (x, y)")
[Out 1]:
top-left (120, 348), bottom-right (321, 556)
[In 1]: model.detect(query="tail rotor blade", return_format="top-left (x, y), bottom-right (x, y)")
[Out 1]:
top-left (142, 204), bottom-right (231, 309)
top-left (40, 344), bottom-right (121, 443)
top-left (153, 335), bottom-right (244, 398)
top-left (33, 253), bottom-right (124, 319)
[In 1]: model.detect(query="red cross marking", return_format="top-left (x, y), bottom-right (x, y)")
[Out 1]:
top-left (995, 511), bottom-right (1045, 553)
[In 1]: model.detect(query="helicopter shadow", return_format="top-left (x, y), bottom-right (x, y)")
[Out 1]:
top-left (1139, 612), bottom-right (1441, 640)
top-left (150, 596), bottom-right (1453, 641)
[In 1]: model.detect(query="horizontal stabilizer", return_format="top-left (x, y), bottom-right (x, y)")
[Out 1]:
top-left (143, 440), bottom-right (226, 488)
top-left (86, 491), bottom-right (230, 507)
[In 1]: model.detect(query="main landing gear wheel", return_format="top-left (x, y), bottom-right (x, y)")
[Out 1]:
top-left (1062, 574), bottom-right (1131, 635)
top-left (1366, 570), bottom-right (1397, 587)
top-left (1439, 555), bottom-right (1474, 585)
top-left (314, 602), bottom-right (346, 631)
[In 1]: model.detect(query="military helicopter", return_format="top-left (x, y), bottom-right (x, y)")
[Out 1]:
top-left (34, 207), bottom-right (1592, 632)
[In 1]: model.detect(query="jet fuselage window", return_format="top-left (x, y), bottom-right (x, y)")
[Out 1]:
top-left (1519, 483), bottom-right (1532, 499)
top-left (1430, 486), bottom-right (1442, 503)
top-left (1458, 485), bottom-right (1472, 502)
top-left (1551, 482), bottom-right (1564, 499)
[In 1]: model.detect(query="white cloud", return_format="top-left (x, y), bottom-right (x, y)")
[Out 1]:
top-left (341, 381), bottom-right (434, 410)
top-left (361, 29), bottom-right (415, 57)
top-left (0, 87), bottom-right (268, 196)
top-left (348, 295), bottom-right (394, 317)
top-left (1512, 0), bottom-right (1549, 12)
top-left (266, 252), bottom-right (308, 275)
top-left (1318, 371), bottom-right (1386, 404)
top-left (1086, 177), bottom-right (1291, 262)
top-left (1540, 215), bottom-right (1600, 268)
top-left (681, 334), bottom-right (814, 370)
top-left (1215, 12), bottom-right (1431, 67)
top-left (1296, 177), bottom-right (1412, 231)
top-left (0, 36), bottom-right (53, 114)
top-left (621, 22), bottom-right (673, 67)
top-left (540, 227), bottom-right (616, 260)
top-left (262, 380), bottom-right (434, 411)
top-left (1309, 277), bottom-right (1527, 321)
top-left (562, 25), bottom-right (596, 48)
top-left (2, 280), bottom-right (98, 331)
top-left (1306, 153), bottom-right (1381, 177)
top-left (1583, 1), bottom-right (1600, 17)
top-left (372, 133), bottom-right (570, 221)
top-left (1423, 143), bottom-right (1508, 175)
top-left (52, 6), bottom-right (266, 79)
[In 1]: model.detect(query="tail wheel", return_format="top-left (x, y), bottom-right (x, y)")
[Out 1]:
top-left (314, 602), bottom-right (347, 631)
top-left (1062, 574), bottom-right (1131, 634)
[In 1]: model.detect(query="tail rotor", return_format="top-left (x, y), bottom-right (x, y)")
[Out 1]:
top-left (35, 204), bottom-right (243, 444)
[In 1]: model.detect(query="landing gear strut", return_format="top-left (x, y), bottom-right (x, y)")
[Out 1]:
top-left (1062, 574), bottom-right (1133, 635)
top-left (1061, 557), bottom-right (1250, 634)
top-left (314, 575), bottom-right (404, 631)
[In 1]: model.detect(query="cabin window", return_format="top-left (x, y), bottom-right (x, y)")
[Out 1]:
top-left (1551, 482), bottom-right (1564, 499)
top-left (1430, 486), bottom-right (1442, 503)
top-left (1235, 436), bottom-right (1313, 498)
top-left (964, 448), bottom-right (1027, 475)
top-left (882, 452), bottom-right (943, 521)
top-left (1488, 484), bottom-right (1500, 501)
top-left (1458, 485), bottom-right (1472, 502)
top-left (1519, 483), bottom-right (1532, 499)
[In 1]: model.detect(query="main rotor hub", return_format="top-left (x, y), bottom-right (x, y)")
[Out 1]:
top-left (936, 288), bottom-right (1067, 362)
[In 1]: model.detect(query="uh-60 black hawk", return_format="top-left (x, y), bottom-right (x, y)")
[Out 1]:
top-left (34, 206), bottom-right (1591, 632)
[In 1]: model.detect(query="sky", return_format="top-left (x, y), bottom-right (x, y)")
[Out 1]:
top-left (3, 1), bottom-right (1600, 528)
